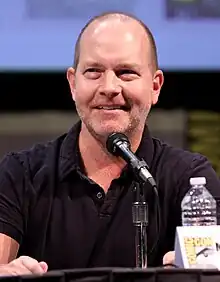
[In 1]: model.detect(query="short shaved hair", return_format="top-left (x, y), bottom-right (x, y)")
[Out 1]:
top-left (73, 12), bottom-right (159, 71)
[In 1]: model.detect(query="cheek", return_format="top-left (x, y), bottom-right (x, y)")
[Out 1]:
top-left (127, 83), bottom-right (152, 107)
top-left (74, 82), bottom-right (94, 105)
top-left (139, 82), bottom-right (154, 107)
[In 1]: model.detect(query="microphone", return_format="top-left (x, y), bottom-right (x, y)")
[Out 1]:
top-left (107, 132), bottom-right (161, 265)
top-left (106, 132), bottom-right (156, 188)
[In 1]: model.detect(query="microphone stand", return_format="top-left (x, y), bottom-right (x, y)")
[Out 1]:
top-left (132, 181), bottom-right (148, 268)
top-left (105, 133), bottom-right (157, 269)
top-left (129, 158), bottom-right (154, 269)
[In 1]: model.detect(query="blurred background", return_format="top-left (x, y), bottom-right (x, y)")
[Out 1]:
top-left (0, 0), bottom-right (220, 175)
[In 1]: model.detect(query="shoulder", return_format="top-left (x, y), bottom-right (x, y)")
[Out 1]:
top-left (152, 137), bottom-right (208, 175)
top-left (0, 133), bottom-right (67, 182)
top-left (152, 137), bottom-right (220, 198)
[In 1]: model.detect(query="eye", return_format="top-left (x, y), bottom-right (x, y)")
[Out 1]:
top-left (118, 69), bottom-right (136, 75)
top-left (86, 68), bottom-right (100, 73)
top-left (116, 69), bottom-right (139, 80)
top-left (84, 68), bottom-right (102, 79)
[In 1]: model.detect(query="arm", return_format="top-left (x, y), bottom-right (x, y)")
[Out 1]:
top-left (0, 154), bottom-right (48, 275)
top-left (0, 234), bottom-right (19, 264)
top-left (0, 234), bottom-right (47, 276)
top-left (0, 153), bottom-right (27, 249)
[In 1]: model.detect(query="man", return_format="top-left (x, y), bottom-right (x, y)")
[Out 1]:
top-left (0, 12), bottom-right (219, 276)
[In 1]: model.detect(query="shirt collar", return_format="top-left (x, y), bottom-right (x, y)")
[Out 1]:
top-left (135, 125), bottom-right (154, 171)
top-left (58, 121), bottom-right (155, 181)
top-left (59, 121), bottom-right (82, 181)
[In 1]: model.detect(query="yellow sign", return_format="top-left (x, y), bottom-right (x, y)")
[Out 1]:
top-left (184, 236), bottom-right (214, 266)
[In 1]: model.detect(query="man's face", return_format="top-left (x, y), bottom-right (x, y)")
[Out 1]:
top-left (67, 18), bottom-right (163, 140)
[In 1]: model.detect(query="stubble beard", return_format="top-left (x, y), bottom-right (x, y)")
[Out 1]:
top-left (80, 114), bottom-right (142, 147)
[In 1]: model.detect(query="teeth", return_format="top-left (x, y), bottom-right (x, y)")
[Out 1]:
top-left (98, 106), bottom-right (121, 110)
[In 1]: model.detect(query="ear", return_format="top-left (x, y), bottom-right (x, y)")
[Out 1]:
top-left (152, 69), bottom-right (164, 105)
top-left (66, 67), bottom-right (76, 101)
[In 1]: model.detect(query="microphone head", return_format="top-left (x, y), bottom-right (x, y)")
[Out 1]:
top-left (106, 132), bottom-right (130, 156)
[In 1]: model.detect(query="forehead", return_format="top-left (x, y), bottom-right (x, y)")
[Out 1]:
top-left (78, 18), bottom-right (151, 67)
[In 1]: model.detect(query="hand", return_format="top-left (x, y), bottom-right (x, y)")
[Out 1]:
top-left (0, 256), bottom-right (48, 276)
top-left (163, 251), bottom-right (175, 267)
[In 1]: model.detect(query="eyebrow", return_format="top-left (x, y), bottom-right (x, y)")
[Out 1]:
top-left (83, 62), bottom-right (103, 68)
top-left (115, 63), bottom-right (141, 71)
top-left (83, 62), bottom-right (141, 71)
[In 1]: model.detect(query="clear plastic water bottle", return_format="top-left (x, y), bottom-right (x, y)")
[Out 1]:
top-left (181, 177), bottom-right (217, 226)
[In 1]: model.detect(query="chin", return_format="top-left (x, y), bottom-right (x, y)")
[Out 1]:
top-left (84, 118), bottom-right (139, 139)
top-left (90, 125), bottom-right (135, 142)
top-left (97, 123), bottom-right (128, 134)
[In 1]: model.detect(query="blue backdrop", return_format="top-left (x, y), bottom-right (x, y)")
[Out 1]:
top-left (0, 0), bottom-right (219, 70)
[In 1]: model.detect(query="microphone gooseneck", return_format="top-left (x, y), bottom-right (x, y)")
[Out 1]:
top-left (106, 132), bottom-right (156, 187)
top-left (106, 132), bottom-right (161, 267)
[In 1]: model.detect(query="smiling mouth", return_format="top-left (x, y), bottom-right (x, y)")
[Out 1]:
top-left (96, 105), bottom-right (130, 111)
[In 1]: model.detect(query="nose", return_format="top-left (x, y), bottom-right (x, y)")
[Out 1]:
top-left (99, 71), bottom-right (121, 98)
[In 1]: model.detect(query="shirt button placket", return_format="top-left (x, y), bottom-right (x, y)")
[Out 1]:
top-left (96, 192), bottom-right (103, 199)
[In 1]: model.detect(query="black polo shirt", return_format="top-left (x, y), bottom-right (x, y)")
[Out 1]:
top-left (0, 121), bottom-right (219, 270)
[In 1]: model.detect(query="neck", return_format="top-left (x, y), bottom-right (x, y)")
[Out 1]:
top-left (78, 124), bottom-right (144, 192)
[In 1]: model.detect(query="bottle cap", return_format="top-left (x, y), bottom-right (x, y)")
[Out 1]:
top-left (190, 177), bottom-right (206, 186)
